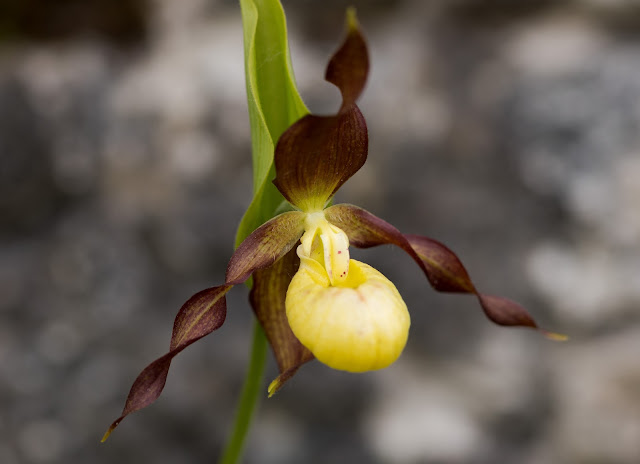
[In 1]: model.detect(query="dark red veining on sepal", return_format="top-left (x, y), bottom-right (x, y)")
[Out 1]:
top-left (250, 247), bottom-right (313, 395)
top-left (226, 211), bottom-right (306, 285)
top-left (273, 109), bottom-right (368, 211)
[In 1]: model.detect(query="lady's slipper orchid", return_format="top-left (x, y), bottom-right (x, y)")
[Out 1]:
top-left (104, 12), bottom-right (564, 441)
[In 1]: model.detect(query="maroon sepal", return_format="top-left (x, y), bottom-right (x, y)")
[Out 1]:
top-left (273, 12), bottom-right (369, 211)
top-left (102, 285), bottom-right (230, 442)
top-left (250, 247), bottom-right (313, 396)
top-left (325, 204), bottom-right (564, 337)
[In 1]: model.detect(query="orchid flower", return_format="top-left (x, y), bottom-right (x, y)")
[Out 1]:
top-left (103, 9), bottom-right (564, 443)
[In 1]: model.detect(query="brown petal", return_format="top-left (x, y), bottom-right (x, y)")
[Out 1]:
top-left (477, 294), bottom-right (536, 328)
top-left (226, 211), bottom-right (306, 285)
top-left (250, 247), bottom-right (313, 396)
top-left (405, 234), bottom-right (475, 293)
top-left (102, 285), bottom-right (230, 441)
top-left (325, 204), bottom-right (563, 337)
top-left (104, 210), bottom-right (304, 440)
top-left (272, 11), bottom-right (369, 211)
top-left (324, 203), bottom-right (424, 264)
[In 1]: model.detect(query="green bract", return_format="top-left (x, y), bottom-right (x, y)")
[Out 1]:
top-left (235, 0), bottom-right (308, 246)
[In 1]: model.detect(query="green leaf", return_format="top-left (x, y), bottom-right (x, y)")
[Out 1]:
top-left (236, 0), bottom-right (308, 247)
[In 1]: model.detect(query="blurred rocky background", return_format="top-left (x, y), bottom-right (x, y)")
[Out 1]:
top-left (1, 0), bottom-right (639, 463)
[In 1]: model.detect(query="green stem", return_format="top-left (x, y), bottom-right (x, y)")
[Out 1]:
top-left (219, 319), bottom-right (268, 464)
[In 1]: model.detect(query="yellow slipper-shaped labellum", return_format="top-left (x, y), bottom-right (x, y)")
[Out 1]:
top-left (286, 250), bottom-right (410, 373)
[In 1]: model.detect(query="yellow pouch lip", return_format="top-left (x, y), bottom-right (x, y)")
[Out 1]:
top-left (286, 258), bottom-right (410, 373)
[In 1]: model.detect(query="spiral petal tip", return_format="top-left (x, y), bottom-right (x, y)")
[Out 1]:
top-left (267, 378), bottom-right (281, 398)
top-left (542, 330), bottom-right (569, 342)
top-left (346, 7), bottom-right (359, 31)
top-left (100, 424), bottom-right (116, 443)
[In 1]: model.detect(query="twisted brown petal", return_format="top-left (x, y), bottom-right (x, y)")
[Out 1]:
top-left (325, 204), bottom-right (564, 338)
top-left (250, 247), bottom-right (313, 397)
top-left (102, 285), bottom-right (230, 441)
top-left (273, 11), bottom-right (369, 211)
top-left (104, 211), bottom-right (306, 440)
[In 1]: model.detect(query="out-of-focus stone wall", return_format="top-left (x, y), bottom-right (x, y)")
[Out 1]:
top-left (1, 1), bottom-right (639, 463)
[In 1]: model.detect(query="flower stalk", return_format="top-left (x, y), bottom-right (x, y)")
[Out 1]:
top-left (218, 321), bottom-right (267, 464)
top-left (220, 1), bottom-right (309, 461)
